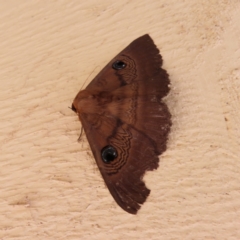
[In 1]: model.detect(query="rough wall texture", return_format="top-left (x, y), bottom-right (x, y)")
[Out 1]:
top-left (0, 1), bottom-right (239, 239)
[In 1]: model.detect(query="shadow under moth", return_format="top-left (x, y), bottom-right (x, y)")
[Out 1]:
top-left (72, 34), bottom-right (171, 214)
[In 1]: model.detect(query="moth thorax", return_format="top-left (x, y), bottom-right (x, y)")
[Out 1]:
top-left (73, 90), bottom-right (100, 114)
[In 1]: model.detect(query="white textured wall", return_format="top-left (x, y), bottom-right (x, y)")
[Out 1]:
top-left (0, 1), bottom-right (240, 239)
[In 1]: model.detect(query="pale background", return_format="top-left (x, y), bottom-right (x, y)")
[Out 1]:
top-left (0, 1), bottom-right (240, 239)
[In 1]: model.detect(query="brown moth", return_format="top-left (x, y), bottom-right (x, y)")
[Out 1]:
top-left (72, 34), bottom-right (171, 214)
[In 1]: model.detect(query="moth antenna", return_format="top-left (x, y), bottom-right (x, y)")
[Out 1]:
top-left (80, 66), bottom-right (98, 91)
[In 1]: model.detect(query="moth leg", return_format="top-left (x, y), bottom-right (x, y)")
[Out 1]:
top-left (77, 126), bottom-right (84, 142)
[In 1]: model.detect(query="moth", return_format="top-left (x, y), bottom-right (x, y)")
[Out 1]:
top-left (72, 34), bottom-right (171, 214)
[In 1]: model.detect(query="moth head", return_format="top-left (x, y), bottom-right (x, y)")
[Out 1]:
top-left (70, 104), bottom-right (77, 113)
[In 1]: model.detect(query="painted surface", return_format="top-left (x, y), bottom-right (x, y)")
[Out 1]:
top-left (0, 1), bottom-right (239, 239)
